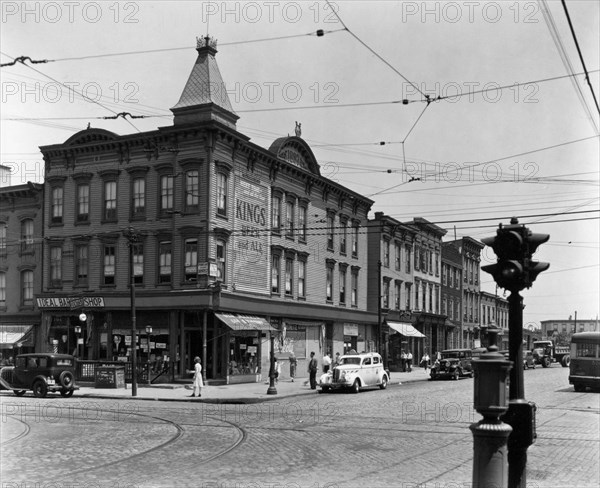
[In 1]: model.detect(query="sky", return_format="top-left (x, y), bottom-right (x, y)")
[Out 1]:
top-left (1, 0), bottom-right (599, 326)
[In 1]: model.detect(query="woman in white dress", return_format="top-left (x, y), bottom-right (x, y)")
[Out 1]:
top-left (190, 356), bottom-right (203, 397)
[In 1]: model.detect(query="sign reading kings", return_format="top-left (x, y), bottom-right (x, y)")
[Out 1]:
top-left (233, 178), bottom-right (269, 293)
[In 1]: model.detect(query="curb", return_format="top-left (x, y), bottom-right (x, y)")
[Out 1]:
top-left (75, 375), bottom-right (431, 404)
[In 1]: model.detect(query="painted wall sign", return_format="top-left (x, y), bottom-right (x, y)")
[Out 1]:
top-left (343, 323), bottom-right (359, 336)
top-left (233, 177), bottom-right (269, 293)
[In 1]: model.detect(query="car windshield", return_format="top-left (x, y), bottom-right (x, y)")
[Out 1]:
top-left (340, 357), bottom-right (361, 365)
top-left (441, 352), bottom-right (461, 359)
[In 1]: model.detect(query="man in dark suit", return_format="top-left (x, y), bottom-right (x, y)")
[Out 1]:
top-left (308, 351), bottom-right (318, 389)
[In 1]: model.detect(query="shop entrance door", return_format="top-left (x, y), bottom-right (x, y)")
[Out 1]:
top-left (185, 330), bottom-right (202, 376)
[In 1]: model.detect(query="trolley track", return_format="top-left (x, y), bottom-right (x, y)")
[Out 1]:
top-left (1, 403), bottom-right (248, 481)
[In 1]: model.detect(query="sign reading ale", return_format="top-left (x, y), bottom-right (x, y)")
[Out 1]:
top-left (233, 178), bottom-right (269, 293)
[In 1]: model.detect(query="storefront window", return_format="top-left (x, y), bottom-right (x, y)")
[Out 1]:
top-left (229, 331), bottom-right (260, 375)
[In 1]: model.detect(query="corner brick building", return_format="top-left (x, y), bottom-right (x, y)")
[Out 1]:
top-left (35, 37), bottom-right (375, 383)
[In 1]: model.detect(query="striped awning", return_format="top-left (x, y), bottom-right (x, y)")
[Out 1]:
top-left (387, 321), bottom-right (426, 338)
top-left (0, 325), bottom-right (34, 348)
top-left (215, 313), bottom-right (277, 331)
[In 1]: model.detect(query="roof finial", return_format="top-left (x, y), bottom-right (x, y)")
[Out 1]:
top-left (295, 121), bottom-right (302, 137)
top-left (196, 35), bottom-right (218, 52)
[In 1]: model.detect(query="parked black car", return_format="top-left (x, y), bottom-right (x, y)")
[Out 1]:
top-left (0, 353), bottom-right (78, 398)
top-left (430, 349), bottom-right (474, 380)
top-left (498, 349), bottom-right (537, 370)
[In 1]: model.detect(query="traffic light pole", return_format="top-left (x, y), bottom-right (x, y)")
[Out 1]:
top-left (507, 292), bottom-right (524, 400)
top-left (503, 291), bottom-right (535, 488)
top-left (480, 218), bottom-right (547, 488)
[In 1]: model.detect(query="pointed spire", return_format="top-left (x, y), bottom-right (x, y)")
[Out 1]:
top-left (171, 36), bottom-right (238, 128)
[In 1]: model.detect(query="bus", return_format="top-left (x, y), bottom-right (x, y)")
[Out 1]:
top-left (569, 331), bottom-right (600, 392)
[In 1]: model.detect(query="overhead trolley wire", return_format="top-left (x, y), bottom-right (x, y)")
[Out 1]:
top-left (324, 0), bottom-right (429, 102)
top-left (560, 0), bottom-right (600, 117)
top-left (540, 0), bottom-right (599, 135)
top-left (368, 135), bottom-right (600, 198)
top-left (0, 30), bottom-right (346, 65)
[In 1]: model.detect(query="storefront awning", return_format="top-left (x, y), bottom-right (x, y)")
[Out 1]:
top-left (0, 325), bottom-right (34, 349)
top-left (387, 321), bottom-right (426, 338)
top-left (216, 313), bottom-right (277, 331)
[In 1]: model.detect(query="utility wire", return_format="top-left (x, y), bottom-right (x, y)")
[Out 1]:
top-left (324, 0), bottom-right (429, 101)
top-left (4, 69), bottom-right (598, 121)
top-left (2, 210), bottom-right (597, 251)
top-left (0, 51), bottom-right (142, 135)
top-left (560, 0), bottom-right (600, 116)
top-left (368, 135), bottom-right (600, 198)
top-left (539, 0), bottom-right (599, 134)
top-left (0, 30), bottom-right (346, 65)
top-left (433, 69), bottom-right (600, 103)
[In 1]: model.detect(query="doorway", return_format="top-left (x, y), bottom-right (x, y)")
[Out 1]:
top-left (185, 330), bottom-right (202, 377)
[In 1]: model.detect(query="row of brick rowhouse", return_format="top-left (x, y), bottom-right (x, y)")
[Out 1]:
top-left (0, 37), bottom-right (508, 382)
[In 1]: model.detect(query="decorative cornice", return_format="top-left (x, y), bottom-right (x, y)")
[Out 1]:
top-left (72, 172), bottom-right (94, 181)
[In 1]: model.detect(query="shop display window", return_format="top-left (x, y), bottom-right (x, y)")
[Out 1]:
top-left (229, 331), bottom-right (260, 375)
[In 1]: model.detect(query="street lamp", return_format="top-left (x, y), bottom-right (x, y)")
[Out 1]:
top-left (123, 227), bottom-right (140, 397)
top-left (267, 332), bottom-right (277, 395)
top-left (76, 313), bottom-right (86, 359)
top-left (146, 325), bottom-right (153, 385)
top-left (73, 326), bottom-right (81, 357)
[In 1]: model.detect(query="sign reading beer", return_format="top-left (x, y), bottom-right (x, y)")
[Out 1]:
top-left (233, 177), bottom-right (269, 293)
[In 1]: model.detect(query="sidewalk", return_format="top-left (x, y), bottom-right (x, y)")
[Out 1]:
top-left (76, 370), bottom-right (431, 404)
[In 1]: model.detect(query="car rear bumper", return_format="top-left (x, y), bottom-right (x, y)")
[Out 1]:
top-left (569, 375), bottom-right (600, 387)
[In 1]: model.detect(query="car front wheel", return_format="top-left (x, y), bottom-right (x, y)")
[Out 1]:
top-left (60, 388), bottom-right (74, 398)
top-left (351, 379), bottom-right (360, 394)
top-left (32, 380), bottom-right (48, 398)
top-left (59, 371), bottom-right (74, 388)
top-left (452, 370), bottom-right (460, 381)
top-left (379, 376), bottom-right (388, 390)
top-left (13, 390), bottom-right (26, 396)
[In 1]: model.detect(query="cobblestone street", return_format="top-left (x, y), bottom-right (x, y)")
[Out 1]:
top-left (1, 366), bottom-right (598, 488)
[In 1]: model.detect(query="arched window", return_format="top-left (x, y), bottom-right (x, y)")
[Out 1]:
top-left (21, 270), bottom-right (34, 306)
top-left (216, 172), bottom-right (228, 216)
top-left (216, 239), bottom-right (226, 282)
top-left (21, 219), bottom-right (34, 253)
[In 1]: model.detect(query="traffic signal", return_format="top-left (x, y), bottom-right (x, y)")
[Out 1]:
top-left (481, 222), bottom-right (526, 291)
top-left (524, 232), bottom-right (550, 286)
top-left (481, 218), bottom-right (549, 291)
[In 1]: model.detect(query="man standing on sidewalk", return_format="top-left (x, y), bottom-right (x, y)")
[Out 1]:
top-left (308, 351), bottom-right (318, 389)
top-left (322, 352), bottom-right (332, 373)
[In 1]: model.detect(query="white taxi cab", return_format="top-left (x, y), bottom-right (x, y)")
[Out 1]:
top-left (318, 352), bottom-right (389, 393)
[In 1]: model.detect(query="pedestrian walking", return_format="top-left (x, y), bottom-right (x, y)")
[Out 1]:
top-left (308, 351), bottom-right (318, 389)
top-left (289, 353), bottom-right (297, 382)
top-left (407, 351), bottom-right (413, 372)
top-left (322, 352), bottom-right (332, 373)
top-left (274, 358), bottom-right (281, 383)
top-left (189, 356), bottom-right (203, 397)
top-left (420, 352), bottom-right (430, 372)
top-left (401, 350), bottom-right (407, 372)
